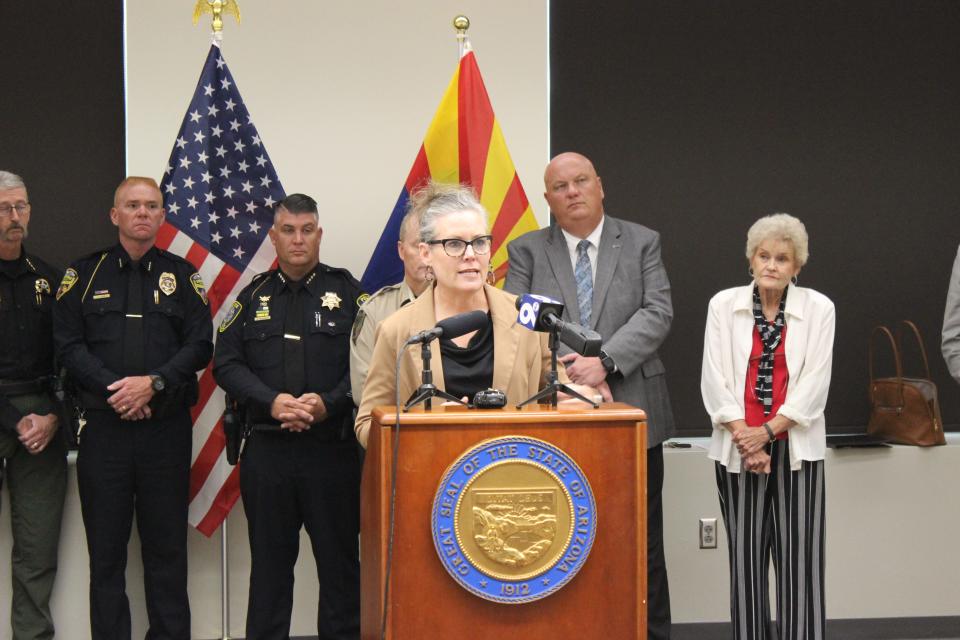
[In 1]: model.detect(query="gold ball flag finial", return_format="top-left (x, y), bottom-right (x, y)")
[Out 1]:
top-left (453, 15), bottom-right (470, 34)
top-left (453, 15), bottom-right (472, 57)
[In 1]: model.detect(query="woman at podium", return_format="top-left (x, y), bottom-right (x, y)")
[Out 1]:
top-left (700, 213), bottom-right (835, 640)
top-left (354, 182), bottom-right (591, 447)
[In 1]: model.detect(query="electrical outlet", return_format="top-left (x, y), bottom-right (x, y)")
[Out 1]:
top-left (699, 518), bottom-right (718, 549)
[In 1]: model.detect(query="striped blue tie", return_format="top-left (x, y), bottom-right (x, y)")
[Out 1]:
top-left (575, 239), bottom-right (593, 326)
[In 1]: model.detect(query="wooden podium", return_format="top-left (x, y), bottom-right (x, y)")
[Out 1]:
top-left (360, 402), bottom-right (648, 639)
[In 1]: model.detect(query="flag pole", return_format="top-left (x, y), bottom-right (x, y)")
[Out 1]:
top-left (189, 7), bottom-right (243, 638)
top-left (221, 524), bottom-right (231, 640)
top-left (454, 14), bottom-right (471, 58)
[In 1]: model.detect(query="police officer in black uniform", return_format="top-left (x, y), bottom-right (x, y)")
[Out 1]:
top-left (53, 177), bottom-right (213, 640)
top-left (214, 193), bottom-right (362, 640)
top-left (0, 170), bottom-right (67, 640)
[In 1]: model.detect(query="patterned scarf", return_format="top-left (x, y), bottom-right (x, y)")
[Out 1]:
top-left (752, 284), bottom-right (787, 416)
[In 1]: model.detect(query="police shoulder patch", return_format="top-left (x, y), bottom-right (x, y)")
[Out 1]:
top-left (351, 309), bottom-right (366, 344)
top-left (219, 300), bottom-right (243, 333)
top-left (56, 268), bottom-right (79, 300)
top-left (357, 292), bottom-right (370, 307)
top-left (190, 272), bottom-right (208, 305)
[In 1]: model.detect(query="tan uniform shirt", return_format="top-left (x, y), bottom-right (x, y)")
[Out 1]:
top-left (350, 280), bottom-right (417, 406)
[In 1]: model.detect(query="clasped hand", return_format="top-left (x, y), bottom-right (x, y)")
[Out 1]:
top-left (732, 427), bottom-right (772, 474)
top-left (271, 393), bottom-right (327, 431)
top-left (107, 376), bottom-right (154, 421)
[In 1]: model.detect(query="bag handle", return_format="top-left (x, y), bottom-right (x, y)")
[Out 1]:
top-left (869, 324), bottom-right (905, 405)
top-left (897, 320), bottom-right (932, 380)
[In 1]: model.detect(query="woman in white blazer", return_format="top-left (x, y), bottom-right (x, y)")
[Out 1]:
top-left (700, 213), bottom-right (835, 640)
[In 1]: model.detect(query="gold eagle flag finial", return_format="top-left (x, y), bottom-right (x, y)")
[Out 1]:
top-left (193, 0), bottom-right (241, 36)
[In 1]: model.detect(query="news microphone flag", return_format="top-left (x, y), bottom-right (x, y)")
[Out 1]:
top-left (158, 43), bottom-right (285, 536)
top-left (516, 293), bottom-right (564, 331)
top-left (360, 47), bottom-right (539, 293)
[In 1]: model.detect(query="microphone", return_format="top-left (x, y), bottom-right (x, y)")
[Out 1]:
top-left (516, 293), bottom-right (565, 331)
top-left (514, 293), bottom-right (603, 357)
top-left (404, 309), bottom-right (489, 345)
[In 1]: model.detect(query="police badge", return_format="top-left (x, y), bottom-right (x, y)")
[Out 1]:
top-left (431, 436), bottom-right (598, 604)
top-left (158, 272), bottom-right (177, 296)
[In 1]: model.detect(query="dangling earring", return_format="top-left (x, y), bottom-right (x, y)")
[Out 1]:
top-left (486, 266), bottom-right (496, 285)
top-left (748, 267), bottom-right (755, 279)
top-left (425, 267), bottom-right (434, 282)
top-left (791, 275), bottom-right (798, 285)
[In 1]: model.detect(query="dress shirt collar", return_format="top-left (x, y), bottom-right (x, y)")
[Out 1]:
top-left (277, 264), bottom-right (322, 297)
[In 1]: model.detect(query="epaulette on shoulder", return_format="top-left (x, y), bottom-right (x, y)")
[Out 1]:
top-left (154, 247), bottom-right (192, 266)
top-left (363, 282), bottom-right (402, 306)
top-left (320, 263), bottom-right (361, 284)
top-left (237, 270), bottom-right (274, 299)
top-left (78, 247), bottom-right (112, 264)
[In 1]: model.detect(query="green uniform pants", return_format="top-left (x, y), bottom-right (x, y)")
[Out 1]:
top-left (0, 392), bottom-right (67, 640)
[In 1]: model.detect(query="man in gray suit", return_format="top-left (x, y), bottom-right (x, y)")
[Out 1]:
top-left (505, 151), bottom-right (674, 639)
top-left (943, 244), bottom-right (960, 385)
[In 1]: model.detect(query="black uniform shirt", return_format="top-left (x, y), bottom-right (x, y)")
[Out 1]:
top-left (213, 263), bottom-right (363, 426)
top-left (0, 248), bottom-right (61, 430)
top-left (53, 244), bottom-right (213, 399)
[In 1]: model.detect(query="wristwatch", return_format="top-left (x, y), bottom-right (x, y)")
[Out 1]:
top-left (150, 374), bottom-right (166, 393)
top-left (762, 422), bottom-right (776, 442)
top-left (599, 349), bottom-right (618, 375)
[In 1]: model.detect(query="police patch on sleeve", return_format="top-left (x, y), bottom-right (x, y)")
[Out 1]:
top-left (351, 310), bottom-right (366, 344)
top-left (357, 292), bottom-right (370, 307)
top-left (190, 273), bottom-right (208, 305)
top-left (219, 301), bottom-right (242, 333)
top-left (56, 268), bottom-right (79, 300)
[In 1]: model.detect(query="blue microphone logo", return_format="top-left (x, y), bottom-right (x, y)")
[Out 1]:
top-left (517, 293), bottom-right (557, 330)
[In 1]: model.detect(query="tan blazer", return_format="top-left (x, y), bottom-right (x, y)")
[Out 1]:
top-left (355, 284), bottom-right (565, 447)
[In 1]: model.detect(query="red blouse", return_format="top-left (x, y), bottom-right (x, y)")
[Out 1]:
top-left (744, 324), bottom-right (789, 440)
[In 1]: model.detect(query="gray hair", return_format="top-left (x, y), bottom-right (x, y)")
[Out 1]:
top-left (0, 171), bottom-right (26, 193)
top-left (745, 212), bottom-right (810, 267)
top-left (397, 207), bottom-right (421, 244)
top-left (408, 181), bottom-right (488, 243)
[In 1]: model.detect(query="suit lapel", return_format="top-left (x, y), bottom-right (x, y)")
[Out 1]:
top-left (544, 225), bottom-right (581, 322)
top-left (489, 285), bottom-right (520, 392)
top-left (590, 216), bottom-right (622, 329)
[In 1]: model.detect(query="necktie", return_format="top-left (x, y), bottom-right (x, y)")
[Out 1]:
top-left (122, 262), bottom-right (145, 374)
top-left (575, 239), bottom-right (593, 326)
top-left (283, 283), bottom-right (306, 396)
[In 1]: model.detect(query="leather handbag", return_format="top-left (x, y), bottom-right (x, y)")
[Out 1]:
top-left (867, 321), bottom-right (945, 446)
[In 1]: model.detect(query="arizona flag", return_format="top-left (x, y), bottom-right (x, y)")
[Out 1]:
top-left (361, 48), bottom-right (539, 292)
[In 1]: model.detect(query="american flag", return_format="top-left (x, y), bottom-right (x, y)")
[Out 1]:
top-left (158, 43), bottom-right (285, 536)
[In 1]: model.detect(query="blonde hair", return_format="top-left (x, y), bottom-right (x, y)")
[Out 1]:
top-left (745, 213), bottom-right (809, 267)
top-left (113, 176), bottom-right (161, 206)
top-left (408, 181), bottom-right (488, 243)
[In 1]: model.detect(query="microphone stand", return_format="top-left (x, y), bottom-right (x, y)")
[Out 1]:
top-left (404, 339), bottom-right (469, 411)
top-left (517, 328), bottom-right (599, 409)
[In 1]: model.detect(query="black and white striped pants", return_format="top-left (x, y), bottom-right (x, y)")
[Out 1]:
top-left (715, 439), bottom-right (826, 640)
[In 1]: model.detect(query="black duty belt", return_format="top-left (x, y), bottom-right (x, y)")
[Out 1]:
top-left (249, 422), bottom-right (352, 443)
top-left (0, 378), bottom-right (48, 396)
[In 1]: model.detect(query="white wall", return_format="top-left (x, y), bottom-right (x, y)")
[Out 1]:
top-left (124, 0), bottom-right (552, 278)
top-left (3, 440), bottom-right (958, 638)
top-left (663, 436), bottom-right (960, 623)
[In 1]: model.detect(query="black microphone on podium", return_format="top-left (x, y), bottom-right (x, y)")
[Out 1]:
top-left (514, 294), bottom-right (602, 357)
top-left (404, 309), bottom-right (489, 345)
top-left (403, 309), bottom-right (489, 411)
